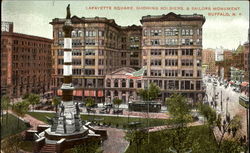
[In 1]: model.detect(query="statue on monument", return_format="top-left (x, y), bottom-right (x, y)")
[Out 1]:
top-left (66, 4), bottom-right (71, 19)
top-left (75, 102), bottom-right (80, 115)
top-left (60, 102), bottom-right (65, 116)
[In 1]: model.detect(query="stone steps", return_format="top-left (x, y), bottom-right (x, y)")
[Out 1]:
top-left (40, 144), bottom-right (56, 153)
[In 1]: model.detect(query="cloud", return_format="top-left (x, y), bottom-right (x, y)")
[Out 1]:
top-left (203, 18), bottom-right (249, 49)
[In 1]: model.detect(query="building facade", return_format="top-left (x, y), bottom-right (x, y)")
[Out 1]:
top-left (50, 16), bottom-right (142, 103)
top-left (243, 42), bottom-right (249, 81)
top-left (141, 13), bottom-right (205, 102)
top-left (202, 48), bottom-right (216, 75)
top-left (1, 22), bottom-right (53, 98)
top-left (51, 12), bottom-right (206, 103)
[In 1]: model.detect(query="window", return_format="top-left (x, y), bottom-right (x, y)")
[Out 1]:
top-left (85, 50), bottom-right (95, 55)
top-left (85, 39), bottom-right (95, 45)
top-left (122, 79), bottom-right (126, 87)
top-left (58, 69), bottom-right (63, 75)
top-left (73, 69), bottom-right (81, 75)
top-left (130, 45), bottom-right (139, 50)
top-left (121, 60), bottom-right (126, 65)
top-left (151, 49), bottom-right (161, 56)
top-left (137, 80), bottom-right (141, 88)
top-left (106, 79), bottom-right (111, 87)
top-left (165, 39), bottom-right (178, 45)
top-left (114, 79), bottom-right (118, 87)
top-left (98, 69), bottom-right (104, 75)
top-left (72, 59), bottom-right (81, 65)
top-left (197, 60), bottom-right (201, 66)
top-left (196, 81), bottom-right (201, 90)
top-left (58, 40), bottom-right (64, 46)
top-left (165, 49), bottom-right (178, 56)
top-left (85, 59), bottom-right (95, 65)
top-left (165, 28), bottom-right (179, 36)
top-left (72, 31), bottom-right (77, 37)
top-left (181, 29), bottom-right (193, 36)
top-left (85, 30), bottom-right (96, 37)
top-left (72, 50), bottom-right (81, 56)
top-left (165, 70), bottom-right (178, 77)
top-left (58, 59), bottom-right (64, 65)
top-left (197, 70), bottom-right (201, 77)
top-left (197, 49), bottom-right (202, 56)
top-left (130, 60), bottom-right (139, 66)
top-left (165, 59), bottom-right (178, 66)
top-left (150, 70), bottom-right (162, 76)
top-left (151, 39), bottom-right (160, 46)
top-left (57, 50), bottom-right (64, 56)
top-left (181, 49), bottom-right (193, 55)
top-left (128, 79), bottom-right (133, 88)
top-left (84, 69), bottom-right (95, 75)
top-left (98, 31), bottom-right (104, 37)
top-left (181, 39), bottom-right (193, 45)
top-left (196, 39), bottom-right (202, 45)
top-left (98, 59), bottom-right (104, 65)
top-left (181, 70), bottom-right (193, 77)
top-left (130, 52), bottom-right (139, 57)
top-left (151, 60), bottom-right (161, 66)
top-left (98, 50), bottom-right (104, 56)
top-left (181, 59), bottom-right (193, 66)
top-left (150, 29), bottom-right (162, 36)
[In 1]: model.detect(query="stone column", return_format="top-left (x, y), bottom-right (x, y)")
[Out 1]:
top-left (126, 91), bottom-right (129, 103)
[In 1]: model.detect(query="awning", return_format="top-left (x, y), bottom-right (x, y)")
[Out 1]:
top-left (84, 90), bottom-right (96, 97)
top-left (57, 90), bottom-right (62, 96)
top-left (97, 90), bottom-right (104, 97)
top-left (73, 90), bottom-right (83, 96)
top-left (241, 82), bottom-right (249, 87)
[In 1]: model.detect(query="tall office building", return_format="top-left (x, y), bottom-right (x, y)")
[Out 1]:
top-left (1, 21), bottom-right (53, 98)
top-left (141, 12), bottom-right (206, 102)
top-left (51, 12), bottom-right (206, 103)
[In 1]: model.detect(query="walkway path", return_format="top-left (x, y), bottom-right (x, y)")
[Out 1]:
top-left (101, 127), bottom-right (129, 153)
top-left (149, 121), bottom-right (203, 132)
top-left (8, 110), bottom-right (46, 130)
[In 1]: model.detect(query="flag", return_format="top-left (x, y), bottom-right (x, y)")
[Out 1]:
top-left (125, 66), bottom-right (146, 79)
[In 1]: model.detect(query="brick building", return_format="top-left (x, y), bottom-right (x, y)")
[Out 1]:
top-left (202, 48), bottom-right (216, 75)
top-left (243, 42), bottom-right (249, 81)
top-left (1, 22), bottom-right (53, 98)
top-left (222, 50), bottom-right (233, 80)
top-left (141, 12), bottom-right (205, 102)
top-left (51, 12), bottom-right (206, 103)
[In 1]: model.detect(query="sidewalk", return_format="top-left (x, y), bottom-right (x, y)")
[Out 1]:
top-left (8, 110), bottom-right (47, 130)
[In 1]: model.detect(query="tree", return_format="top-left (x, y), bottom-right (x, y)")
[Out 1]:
top-left (125, 129), bottom-right (147, 153)
top-left (1, 95), bottom-right (11, 124)
top-left (198, 103), bottom-right (216, 128)
top-left (85, 97), bottom-right (95, 108)
top-left (85, 97), bottom-right (95, 116)
top-left (138, 83), bottom-right (160, 101)
top-left (113, 98), bottom-right (122, 109)
top-left (52, 96), bottom-right (61, 113)
top-left (216, 115), bottom-right (242, 153)
top-left (165, 94), bottom-right (194, 153)
top-left (25, 93), bottom-right (40, 111)
top-left (1, 134), bottom-right (23, 153)
top-left (69, 141), bottom-right (102, 153)
top-left (13, 100), bottom-right (29, 127)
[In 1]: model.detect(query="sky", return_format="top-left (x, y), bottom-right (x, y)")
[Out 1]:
top-left (2, 0), bottom-right (249, 50)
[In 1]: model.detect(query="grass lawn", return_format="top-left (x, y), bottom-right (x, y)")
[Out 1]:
top-left (20, 141), bottom-right (34, 152)
top-left (125, 125), bottom-right (218, 153)
top-left (27, 112), bottom-right (174, 129)
top-left (1, 114), bottom-right (29, 139)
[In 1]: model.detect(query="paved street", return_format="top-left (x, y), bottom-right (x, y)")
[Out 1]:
top-left (204, 76), bottom-right (248, 136)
